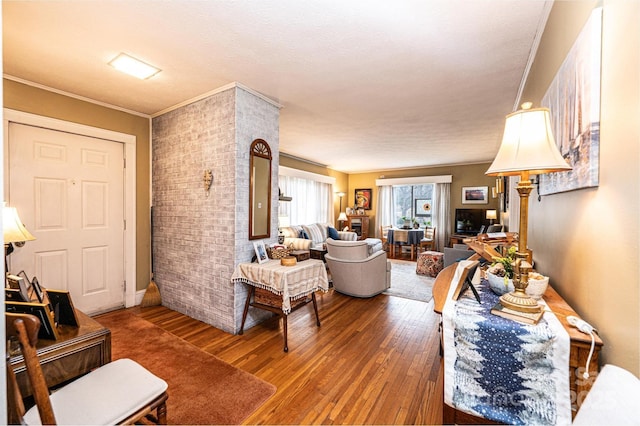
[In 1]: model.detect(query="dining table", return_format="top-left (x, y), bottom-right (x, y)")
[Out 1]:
top-left (386, 228), bottom-right (424, 260)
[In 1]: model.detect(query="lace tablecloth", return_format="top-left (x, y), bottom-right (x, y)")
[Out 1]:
top-left (231, 259), bottom-right (329, 313)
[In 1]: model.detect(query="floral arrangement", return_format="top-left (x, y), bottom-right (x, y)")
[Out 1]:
top-left (487, 246), bottom-right (517, 279)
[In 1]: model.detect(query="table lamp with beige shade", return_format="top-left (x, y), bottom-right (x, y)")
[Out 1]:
top-left (4, 204), bottom-right (36, 279)
top-left (485, 209), bottom-right (497, 225)
top-left (485, 103), bottom-right (571, 317)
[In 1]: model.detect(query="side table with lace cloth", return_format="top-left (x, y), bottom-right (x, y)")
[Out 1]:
top-left (232, 259), bottom-right (329, 352)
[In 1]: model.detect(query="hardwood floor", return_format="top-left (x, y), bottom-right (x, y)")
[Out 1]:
top-left (128, 288), bottom-right (444, 425)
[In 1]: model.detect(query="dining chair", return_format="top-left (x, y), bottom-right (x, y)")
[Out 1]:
top-left (6, 312), bottom-right (169, 425)
top-left (380, 225), bottom-right (392, 253)
top-left (392, 228), bottom-right (417, 260)
top-left (419, 227), bottom-right (437, 253)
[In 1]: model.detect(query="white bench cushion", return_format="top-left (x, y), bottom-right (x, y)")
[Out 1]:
top-left (24, 358), bottom-right (168, 425)
top-left (573, 364), bottom-right (640, 425)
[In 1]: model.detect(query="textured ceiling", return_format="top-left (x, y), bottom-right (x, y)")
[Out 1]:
top-left (3, 0), bottom-right (552, 173)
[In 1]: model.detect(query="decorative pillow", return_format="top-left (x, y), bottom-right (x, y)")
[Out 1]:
top-left (281, 226), bottom-right (301, 239)
top-left (298, 229), bottom-right (310, 239)
top-left (328, 226), bottom-right (339, 240)
top-left (302, 224), bottom-right (325, 244)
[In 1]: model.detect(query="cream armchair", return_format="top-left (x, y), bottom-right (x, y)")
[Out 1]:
top-left (325, 238), bottom-right (391, 298)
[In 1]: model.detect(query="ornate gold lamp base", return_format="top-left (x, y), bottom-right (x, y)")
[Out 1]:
top-left (499, 290), bottom-right (542, 313)
top-left (499, 256), bottom-right (542, 314)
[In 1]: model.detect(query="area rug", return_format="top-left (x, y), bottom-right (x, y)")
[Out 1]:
top-left (95, 310), bottom-right (276, 425)
top-left (384, 259), bottom-right (435, 303)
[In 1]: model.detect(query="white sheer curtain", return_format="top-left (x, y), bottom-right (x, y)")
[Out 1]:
top-left (376, 185), bottom-right (394, 237)
top-left (433, 182), bottom-right (451, 252)
top-left (278, 175), bottom-right (333, 225)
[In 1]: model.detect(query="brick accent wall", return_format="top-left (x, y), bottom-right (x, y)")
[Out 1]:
top-left (152, 85), bottom-right (279, 333)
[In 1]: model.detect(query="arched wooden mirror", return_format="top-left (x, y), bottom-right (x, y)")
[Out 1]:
top-left (249, 139), bottom-right (272, 240)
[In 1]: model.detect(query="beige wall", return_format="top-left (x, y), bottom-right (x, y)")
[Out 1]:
top-left (3, 79), bottom-right (152, 292)
top-left (521, 1), bottom-right (639, 374)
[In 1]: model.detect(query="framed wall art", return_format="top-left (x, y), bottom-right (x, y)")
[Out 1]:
top-left (540, 8), bottom-right (602, 196)
top-left (415, 199), bottom-right (432, 216)
top-left (461, 186), bottom-right (488, 204)
top-left (354, 188), bottom-right (372, 210)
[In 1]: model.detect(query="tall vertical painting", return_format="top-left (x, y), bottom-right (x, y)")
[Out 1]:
top-left (539, 8), bottom-right (602, 196)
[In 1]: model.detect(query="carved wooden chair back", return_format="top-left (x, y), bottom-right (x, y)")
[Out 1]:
top-left (419, 227), bottom-right (437, 253)
top-left (380, 225), bottom-right (392, 251)
top-left (6, 312), bottom-right (169, 425)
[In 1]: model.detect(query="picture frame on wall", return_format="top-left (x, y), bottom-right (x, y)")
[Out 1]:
top-left (253, 240), bottom-right (269, 264)
top-left (354, 188), bottom-right (372, 210)
top-left (415, 199), bottom-right (432, 217)
top-left (462, 186), bottom-right (489, 204)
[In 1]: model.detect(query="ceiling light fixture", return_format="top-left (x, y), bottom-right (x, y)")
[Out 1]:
top-left (108, 53), bottom-right (161, 80)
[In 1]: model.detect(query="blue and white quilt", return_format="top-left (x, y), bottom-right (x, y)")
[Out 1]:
top-left (443, 261), bottom-right (571, 425)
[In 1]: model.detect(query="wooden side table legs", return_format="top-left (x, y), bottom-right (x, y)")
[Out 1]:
top-left (311, 293), bottom-right (321, 326)
top-left (238, 286), bottom-right (322, 353)
top-left (238, 286), bottom-right (255, 335)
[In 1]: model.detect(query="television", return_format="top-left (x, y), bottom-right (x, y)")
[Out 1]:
top-left (455, 208), bottom-right (490, 235)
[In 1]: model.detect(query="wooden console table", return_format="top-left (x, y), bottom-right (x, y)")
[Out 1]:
top-left (433, 263), bottom-right (603, 424)
top-left (8, 309), bottom-right (111, 397)
top-left (232, 259), bottom-right (329, 352)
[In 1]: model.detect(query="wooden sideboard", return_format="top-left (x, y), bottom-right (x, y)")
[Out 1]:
top-left (433, 263), bottom-right (603, 424)
top-left (347, 215), bottom-right (369, 240)
top-left (8, 309), bottom-right (111, 397)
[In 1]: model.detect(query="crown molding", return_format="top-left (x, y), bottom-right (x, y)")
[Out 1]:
top-left (3, 74), bottom-right (151, 118)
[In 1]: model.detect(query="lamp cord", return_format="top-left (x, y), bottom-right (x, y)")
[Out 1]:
top-left (583, 331), bottom-right (595, 379)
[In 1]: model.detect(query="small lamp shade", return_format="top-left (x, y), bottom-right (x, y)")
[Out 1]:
top-left (3, 206), bottom-right (36, 244)
top-left (486, 210), bottom-right (497, 221)
top-left (337, 212), bottom-right (348, 222)
top-left (486, 107), bottom-right (571, 176)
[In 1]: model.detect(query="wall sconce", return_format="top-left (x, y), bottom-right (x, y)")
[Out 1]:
top-left (203, 170), bottom-right (213, 196)
top-left (492, 178), bottom-right (504, 198)
top-left (531, 175), bottom-right (542, 202)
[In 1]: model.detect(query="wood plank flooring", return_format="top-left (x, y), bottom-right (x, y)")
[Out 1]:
top-left (127, 288), bottom-right (444, 425)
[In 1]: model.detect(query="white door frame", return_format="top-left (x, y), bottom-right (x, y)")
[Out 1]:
top-left (3, 109), bottom-right (137, 308)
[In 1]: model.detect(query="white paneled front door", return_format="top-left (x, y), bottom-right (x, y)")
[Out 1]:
top-left (8, 122), bottom-right (125, 314)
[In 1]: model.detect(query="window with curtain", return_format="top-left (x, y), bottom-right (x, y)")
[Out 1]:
top-left (278, 175), bottom-right (333, 225)
top-left (393, 184), bottom-right (435, 228)
top-left (377, 176), bottom-right (451, 251)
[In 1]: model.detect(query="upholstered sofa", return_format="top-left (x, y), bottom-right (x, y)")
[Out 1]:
top-left (443, 244), bottom-right (475, 267)
top-left (324, 239), bottom-right (391, 298)
top-left (280, 223), bottom-right (357, 250)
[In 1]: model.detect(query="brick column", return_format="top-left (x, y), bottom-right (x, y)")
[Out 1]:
top-left (152, 84), bottom-right (279, 333)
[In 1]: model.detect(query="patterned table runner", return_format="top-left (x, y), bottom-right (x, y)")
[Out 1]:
top-left (442, 261), bottom-right (571, 425)
top-left (231, 259), bottom-right (329, 313)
